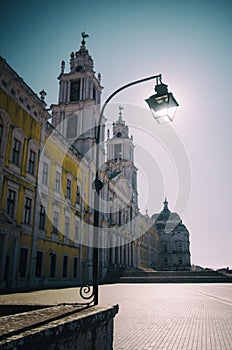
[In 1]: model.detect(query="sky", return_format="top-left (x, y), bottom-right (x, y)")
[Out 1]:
top-left (1, 0), bottom-right (232, 269)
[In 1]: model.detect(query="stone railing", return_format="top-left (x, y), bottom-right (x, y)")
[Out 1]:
top-left (0, 304), bottom-right (119, 350)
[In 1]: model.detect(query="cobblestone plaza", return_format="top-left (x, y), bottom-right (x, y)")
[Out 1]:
top-left (0, 283), bottom-right (231, 349)
top-left (100, 283), bottom-right (232, 350)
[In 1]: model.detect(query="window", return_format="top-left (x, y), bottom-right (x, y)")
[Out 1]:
top-left (74, 222), bottom-right (80, 243)
top-left (66, 178), bottom-right (72, 199)
top-left (76, 65), bottom-right (83, 72)
top-left (70, 79), bottom-right (81, 102)
top-left (76, 185), bottom-right (80, 204)
top-left (163, 243), bottom-right (168, 253)
top-left (66, 114), bottom-right (77, 138)
top-left (114, 144), bottom-right (122, 159)
top-left (178, 256), bottom-right (183, 265)
top-left (55, 171), bottom-right (61, 192)
top-left (6, 189), bottom-right (16, 218)
top-left (164, 257), bottom-right (168, 266)
top-left (73, 257), bottom-right (79, 278)
top-left (23, 197), bottom-right (32, 224)
top-left (130, 206), bottom-right (133, 221)
top-left (2, 79), bottom-right (8, 88)
top-left (12, 138), bottom-right (21, 165)
top-left (63, 255), bottom-right (68, 278)
top-left (119, 210), bottom-right (122, 226)
top-left (42, 162), bottom-right (49, 185)
top-left (10, 129), bottom-right (26, 170)
top-left (28, 150), bottom-right (36, 175)
top-left (130, 147), bottom-right (134, 161)
top-left (176, 242), bottom-right (182, 252)
top-left (52, 211), bottom-right (59, 234)
top-left (11, 88), bottom-right (16, 96)
top-left (35, 251), bottom-right (43, 278)
top-left (18, 248), bottom-right (28, 278)
top-left (39, 205), bottom-right (46, 230)
top-left (132, 172), bottom-right (137, 190)
top-left (65, 216), bottom-right (70, 237)
top-left (93, 86), bottom-right (96, 101)
top-left (4, 255), bottom-right (10, 282)
top-left (50, 253), bottom-right (56, 278)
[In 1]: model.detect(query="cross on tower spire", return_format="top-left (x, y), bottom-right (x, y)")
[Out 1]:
top-left (81, 31), bottom-right (89, 46)
top-left (118, 105), bottom-right (124, 121)
top-left (163, 197), bottom-right (170, 212)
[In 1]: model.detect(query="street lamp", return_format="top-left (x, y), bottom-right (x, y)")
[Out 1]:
top-left (145, 76), bottom-right (179, 124)
top-left (92, 74), bottom-right (179, 305)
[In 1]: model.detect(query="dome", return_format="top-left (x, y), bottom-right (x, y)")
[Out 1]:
top-left (152, 198), bottom-right (182, 232)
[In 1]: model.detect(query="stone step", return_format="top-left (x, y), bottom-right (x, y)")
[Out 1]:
top-left (121, 268), bottom-right (225, 277)
top-left (119, 276), bottom-right (232, 283)
top-left (102, 267), bottom-right (232, 284)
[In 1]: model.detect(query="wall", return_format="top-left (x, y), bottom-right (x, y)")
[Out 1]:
top-left (0, 304), bottom-right (119, 350)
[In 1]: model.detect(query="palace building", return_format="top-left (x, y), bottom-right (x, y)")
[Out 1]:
top-left (0, 34), bottom-right (190, 291)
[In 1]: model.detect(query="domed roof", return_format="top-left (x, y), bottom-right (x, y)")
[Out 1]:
top-left (152, 198), bottom-right (182, 233)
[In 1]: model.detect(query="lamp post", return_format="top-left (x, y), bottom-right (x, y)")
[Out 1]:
top-left (92, 74), bottom-right (179, 305)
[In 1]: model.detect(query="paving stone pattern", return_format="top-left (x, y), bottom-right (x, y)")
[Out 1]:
top-left (0, 284), bottom-right (231, 350)
top-left (99, 284), bottom-right (232, 350)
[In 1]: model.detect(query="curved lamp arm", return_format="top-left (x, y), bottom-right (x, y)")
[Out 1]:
top-left (94, 74), bottom-right (162, 187)
top-left (96, 74), bottom-right (162, 144)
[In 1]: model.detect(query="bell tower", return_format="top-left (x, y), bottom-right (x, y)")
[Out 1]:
top-left (106, 106), bottom-right (138, 206)
top-left (51, 32), bottom-right (104, 158)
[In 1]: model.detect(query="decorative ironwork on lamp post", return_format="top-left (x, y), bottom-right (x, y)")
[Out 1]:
top-left (80, 74), bottom-right (179, 306)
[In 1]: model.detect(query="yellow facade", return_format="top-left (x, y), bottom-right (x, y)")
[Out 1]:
top-left (0, 56), bottom-right (92, 290)
top-left (37, 123), bottom-right (92, 285)
top-left (0, 66), bottom-right (44, 288)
